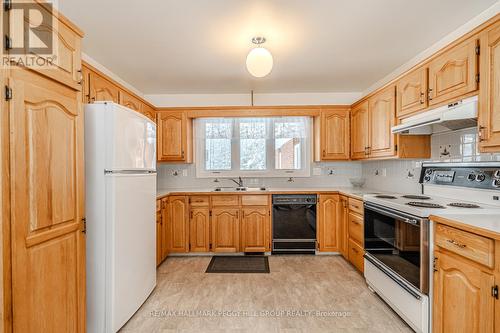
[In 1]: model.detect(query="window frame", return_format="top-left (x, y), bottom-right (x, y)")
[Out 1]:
top-left (195, 117), bottom-right (312, 178)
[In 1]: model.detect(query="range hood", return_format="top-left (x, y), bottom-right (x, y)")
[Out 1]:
top-left (391, 95), bottom-right (478, 135)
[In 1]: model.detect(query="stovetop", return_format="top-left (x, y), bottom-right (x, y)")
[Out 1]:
top-left (364, 193), bottom-right (500, 218)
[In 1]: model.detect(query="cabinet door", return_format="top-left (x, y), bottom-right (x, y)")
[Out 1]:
top-left (89, 71), bottom-right (120, 103)
top-left (428, 38), bottom-right (478, 106)
top-left (161, 198), bottom-right (170, 259)
top-left (142, 103), bottom-right (157, 122)
top-left (433, 251), bottom-right (495, 333)
top-left (396, 67), bottom-right (428, 118)
top-left (241, 207), bottom-right (270, 252)
top-left (479, 23), bottom-right (500, 152)
top-left (339, 196), bottom-right (349, 259)
top-left (369, 86), bottom-right (396, 158)
top-left (320, 109), bottom-right (350, 160)
top-left (190, 208), bottom-right (210, 252)
top-left (169, 196), bottom-right (189, 253)
top-left (351, 101), bottom-right (370, 159)
top-left (156, 207), bottom-right (163, 266)
top-left (81, 65), bottom-right (91, 103)
top-left (211, 208), bottom-right (240, 252)
top-left (9, 69), bottom-right (85, 332)
top-left (119, 90), bottom-right (143, 113)
top-left (157, 112), bottom-right (187, 162)
top-left (317, 195), bottom-right (339, 252)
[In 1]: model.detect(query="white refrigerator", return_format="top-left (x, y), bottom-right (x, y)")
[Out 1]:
top-left (85, 102), bottom-right (157, 333)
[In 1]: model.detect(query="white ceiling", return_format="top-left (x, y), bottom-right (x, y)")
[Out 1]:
top-left (60, 0), bottom-right (498, 94)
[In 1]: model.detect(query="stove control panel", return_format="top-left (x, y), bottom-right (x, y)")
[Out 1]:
top-left (420, 164), bottom-right (500, 190)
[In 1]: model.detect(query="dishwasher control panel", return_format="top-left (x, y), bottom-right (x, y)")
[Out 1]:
top-left (272, 194), bottom-right (317, 205)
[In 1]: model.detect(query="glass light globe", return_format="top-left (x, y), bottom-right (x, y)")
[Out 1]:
top-left (246, 47), bottom-right (273, 78)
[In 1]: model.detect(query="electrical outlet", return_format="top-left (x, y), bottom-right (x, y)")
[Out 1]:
top-left (182, 169), bottom-right (188, 177)
top-left (381, 168), bottom-right (387, 177)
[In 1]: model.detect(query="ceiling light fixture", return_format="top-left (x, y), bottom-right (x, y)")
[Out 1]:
top-left (246, 37), bottom-right (273, 78)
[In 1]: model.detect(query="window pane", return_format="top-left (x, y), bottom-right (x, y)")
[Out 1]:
top-left (205, 121), bottom-right (232, 170)
top-left (240, 121), bottom-right (266, 170)
top-left (274, 120), bottom-right (305, 170)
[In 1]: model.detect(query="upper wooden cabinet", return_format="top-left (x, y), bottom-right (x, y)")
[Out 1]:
top-left (369, 86), bottom-right (397, 158)
top-left (428, 38), bottom-right (479, 106)
top-left (396, 67), bottom-right (428, 118)
top-left (157, 111), bottom-right (193, 163)
top-left (316, 109), bottom-right (350, 160)
top-left (317, 194), bottom-right (340, 252)
top-left (88, 71), bottom-right (120, 103)
top-left (351, 101), bottom-right (370, 159)
top-left (240, 207), bottom-right (270, 252)
top-left (142, 103), bottom-right (157, 122)
top-left (479, 21), bottom-right (500, 152)
top-left (119, 90), bottom-right (142, 113)
top-left (168, 196), bottom-right (189, 253)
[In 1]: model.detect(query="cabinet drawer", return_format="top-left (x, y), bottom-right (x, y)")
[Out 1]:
top-left (241, 195), bottom-right (269, 206)
top-left (189, 196), bottom-right (209, 207)
top-left (348, 238), bottom-right (364, 273)
top-left (435, 223), bottom-right (494, 268)
top-left (348, 198), bottom-right (364, 215)
top-left (348, 212), bottom-right (363, 245)
top-left (211, 195), bottom-right (239, 207)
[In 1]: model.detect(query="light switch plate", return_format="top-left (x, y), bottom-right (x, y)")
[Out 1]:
top-left (312, 167), bottom-right (322, 176)
top-left (182, 169), bottom-right (188, 177)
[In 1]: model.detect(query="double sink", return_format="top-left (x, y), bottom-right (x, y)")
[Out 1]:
top-left (212, 187), bottom-right (268, 192)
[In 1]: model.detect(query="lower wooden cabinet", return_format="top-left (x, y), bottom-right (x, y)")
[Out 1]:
top-left (211, 208), bottom-right (240, 252)
top-left (348, 239), bottom-right (364, 272)
top-left (433, 250), bottom-right (495, 332)
top-left (346, 197), bottom-right (364, 273)
top-left (161, 198), bottom-right (170, 259)
top-left (317, 194), bottom-right (340, 252)
top-left (169, 196), bottom-right (189, 253)
top-left (190, 208), bottom-right (210, 252)
top-left (156, 201), bottom-right (163, 266)
top-left (339, 196), bottom-right (349, 259)
top-left (241, 207), bottom-right (270, 252)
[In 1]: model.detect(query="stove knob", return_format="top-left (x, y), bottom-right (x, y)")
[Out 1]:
top-left (475, 173), bottom-right (486, 182)
top-left (424, 175), bottom-right (431, 182)
top-left (425, 169), bottom-right (433, 176)
top-left (495, 170), bottom-right (500, 178)
top-left (467, 173), bottom-right (476, 181)
top-left (493, 179), bottom-right (500, 188)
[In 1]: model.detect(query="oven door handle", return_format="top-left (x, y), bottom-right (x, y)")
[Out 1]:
top-left (364, 253), bottom-right (422, 300)
top-left (364, 203), bottom-right (421, 226)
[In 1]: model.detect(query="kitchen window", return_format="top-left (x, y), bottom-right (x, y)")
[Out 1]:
top-left (195, 117), bottom-right (311, 177)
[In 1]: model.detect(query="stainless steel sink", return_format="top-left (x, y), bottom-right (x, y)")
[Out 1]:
top-left (212, 187), bottom-right (267, 192)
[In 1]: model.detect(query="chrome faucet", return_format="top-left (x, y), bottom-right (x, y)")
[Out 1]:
top-left (229, 176), bottom-right (244, 188)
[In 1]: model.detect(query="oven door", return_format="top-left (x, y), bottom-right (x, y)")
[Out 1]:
top-left (364, 202), bottom-right (429, 296)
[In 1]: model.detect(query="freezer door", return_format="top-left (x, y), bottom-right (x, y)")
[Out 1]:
top-left (105, 103), bottom-right (156, 171)
top-left (105, 173), bottom-right (156, 332)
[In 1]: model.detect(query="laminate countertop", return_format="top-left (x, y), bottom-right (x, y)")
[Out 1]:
top-left (430, 213), bottom-right (500, 240)
top-left (156, 187), bottom-right (383, 201)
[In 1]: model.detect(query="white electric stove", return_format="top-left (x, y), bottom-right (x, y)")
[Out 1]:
top-left (362, 162), bottom-right (500, 333)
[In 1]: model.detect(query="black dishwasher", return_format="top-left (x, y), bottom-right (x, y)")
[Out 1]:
top-left (272, 194), bottom-right (317, 254)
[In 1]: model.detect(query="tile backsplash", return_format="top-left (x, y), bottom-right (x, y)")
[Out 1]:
top-left (157, 128), bottom-right (500, 193)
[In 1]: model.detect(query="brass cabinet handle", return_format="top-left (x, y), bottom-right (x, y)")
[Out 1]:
top-left (419, 92), bottom-right (425, 104)
top-left (428, 88), bottom-right (433, 101)
top-left (446, 238), bottom-right (466, 248)
top-left (478, 126), bottom-right (486, 142)
top-left (77, 69), bottom-right (83, 85)
top-left (352, 247), bottom-right (359, 254)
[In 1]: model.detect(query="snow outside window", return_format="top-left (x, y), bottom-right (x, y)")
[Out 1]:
top-left (195, 117), bottom-right (311, 178)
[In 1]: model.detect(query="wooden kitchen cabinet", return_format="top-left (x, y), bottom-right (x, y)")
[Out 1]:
top-left (142, 103), bottom-right (157, 121)
top-left (119, 90), bottom-right (143, 113)
top-left (88, 71), bottom-right (120, 103)
top-left (396, 66), bottom-right (428, 118)
top-left (8, 68), bottom-right (86, 332)
top-left (189, 208), bottom-right (210, 252)
top-left (369, 86), bottom-right (397, 158)
top-left (317, 194), bottom-right (340, 252)
top-left (316, 108), bottom-right (350, 160)
top-left (351, 101), bottom-right (370, 159)
top-left (339, 196), bottom-right (349, 259)
top-left (156, 199), bottom-right (163, 266)
top-left (240, 207), bottom-right (270, 252)
top-left (433, 250), bottom-right (495, 333)
top-left (479, 20), bottom-right (500, 152)
top-left (428, 37), bottom-right (479, 107)
top-left (157, 111), bottom-right (193, 163)
top-left (161, 197), bottom-right (170, 259)
top-left (346, 197), bottom-right (364, 273)
top-left (211, 208), bottom-right (240, 252)
top-left (168, 196), bottom-right (189, 253)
